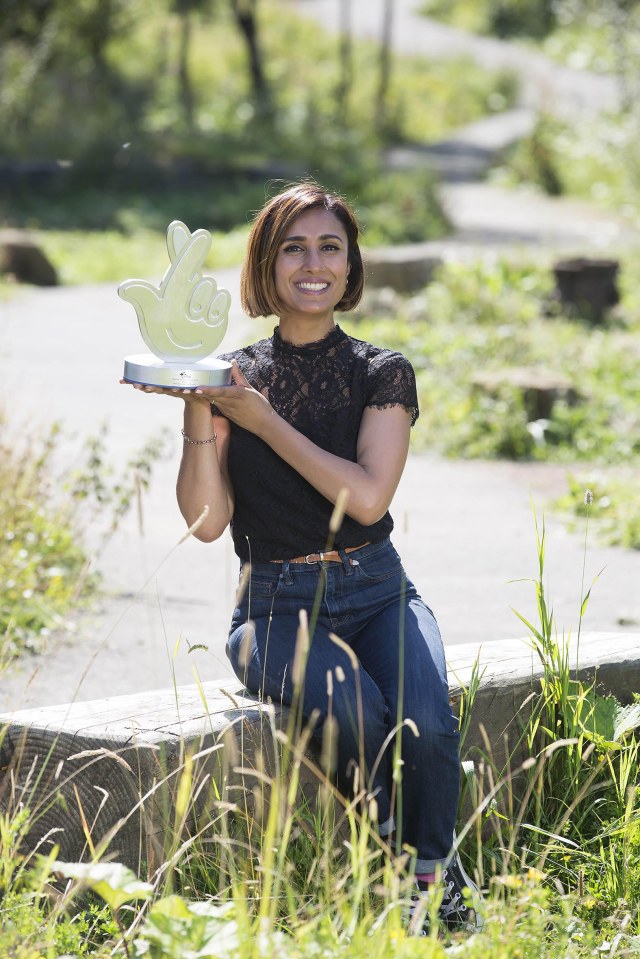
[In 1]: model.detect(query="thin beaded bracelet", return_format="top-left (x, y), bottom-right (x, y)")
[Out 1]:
top-left (181, 428), bottom-right (217, 445)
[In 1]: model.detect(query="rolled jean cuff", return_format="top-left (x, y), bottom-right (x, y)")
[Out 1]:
top-left (415, 857), bottom-right (447, 873)
top-left (378, 816), bottom-right (395, 838)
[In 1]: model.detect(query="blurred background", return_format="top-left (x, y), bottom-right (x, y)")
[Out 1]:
top-left (1, 0), bottom-right (640, 707)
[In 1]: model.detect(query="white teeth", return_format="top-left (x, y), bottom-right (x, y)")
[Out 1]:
top-left (297, 282), bottom-right (328, 291)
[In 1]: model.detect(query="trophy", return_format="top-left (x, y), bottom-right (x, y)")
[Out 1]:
top-left (119, 220), bottom-right (232, 388)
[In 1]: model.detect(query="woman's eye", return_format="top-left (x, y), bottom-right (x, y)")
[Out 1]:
top-left (283, 244), bottom-right (303, 253)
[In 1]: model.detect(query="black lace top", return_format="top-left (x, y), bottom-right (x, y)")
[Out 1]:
top-left (214, 325), bottom-right (419, 562)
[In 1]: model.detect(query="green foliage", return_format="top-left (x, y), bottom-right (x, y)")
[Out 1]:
top-left (541, 0), bottom-right (633, 73)
top-left (0, 804), bottom-right (117, 956)
top-left (536, 0), bottom-right (640, 79)
top-left (53, 860), bottom-right (154, 912)
top-left (36, 224), bottom-right (251, 284)
top-left (556, 472), bottom-right (640, 549)
top-left (421, 0), bottom-right (640, 90)
top-left (131, 898), bottom-right (259, 959)
top-left (498, 111), bottom-right (640, 223)
top-left (0, 0), bottom-right (516, 251)
top-left (0, 422), bottom-right (90, 659)
top-left (461, 511), bottom-right (640, 933)
top-left (355, 170), bottom-right (449, 247)
top-left (0, 890), bottom-right (116, 958)
top-left (65, 422), bottom-right (170, 542)
top-left (0, 416), bottom-right (169, 662)
top-left (350, 256), bottom-right (640, 557)
top-left (1, 431), bottom-right (639, 955)
top-left (346, 256), bottom-right (640, 464)
top-left (421, 0), bottom-right (558, 39)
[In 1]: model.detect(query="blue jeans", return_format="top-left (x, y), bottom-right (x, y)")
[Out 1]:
top-left (225, 538), bottom-right (460, 871)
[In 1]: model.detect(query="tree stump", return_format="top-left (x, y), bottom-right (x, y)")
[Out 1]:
top-left (552, 257), bottom-right (619, 324)
top-left (471, 367), bottom-right (577, 421)
top-left (0, 229), bottom-right (58, 286)
top-left (363, 244), bottom-right (443, 293)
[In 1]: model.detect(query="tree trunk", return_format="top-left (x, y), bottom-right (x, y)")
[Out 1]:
top-left (375, 0), bottom-right (393, 134)
top-left (229, 0), bottom-right (270, 114)
top-left (177, 0), bottom-right (196, 130)
top-left (336, 0), bottom-right (353, 118)
top-left (608, 2), bottom-right (633, 112)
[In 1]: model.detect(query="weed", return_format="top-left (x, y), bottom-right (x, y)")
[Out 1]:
top-left (0, 416), bottom-right (169, 662)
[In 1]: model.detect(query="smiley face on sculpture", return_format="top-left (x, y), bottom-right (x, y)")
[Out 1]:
top-left (118, 221), bottom-right (230, 362)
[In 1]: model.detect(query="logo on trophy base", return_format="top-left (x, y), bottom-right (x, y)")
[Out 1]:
top-left (119, 220), bottom-right (232, 388)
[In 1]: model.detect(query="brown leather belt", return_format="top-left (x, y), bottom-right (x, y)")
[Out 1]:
top-left (270, 543), bottom-right (369, 565)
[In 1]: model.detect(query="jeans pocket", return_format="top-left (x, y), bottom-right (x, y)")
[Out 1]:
top-left (354, 543), bottom-right (403, 584)
top-left (237, 566), bottom-right (283, 605)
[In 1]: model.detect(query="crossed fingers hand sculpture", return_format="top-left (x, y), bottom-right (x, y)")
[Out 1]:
top-left (119, 220), bottom-right (231, 363)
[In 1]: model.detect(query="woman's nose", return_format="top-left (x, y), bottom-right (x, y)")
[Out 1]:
top-left (303, 247), bottom-right (322, 271)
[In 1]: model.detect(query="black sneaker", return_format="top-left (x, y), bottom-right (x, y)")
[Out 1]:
top-left (438, 854), bottom-right (483, 932)
top-left (409, 856), bottom-right (483, 935)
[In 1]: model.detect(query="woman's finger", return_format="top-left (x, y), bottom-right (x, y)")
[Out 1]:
top-left (231, 359), bottom-right (250, 387)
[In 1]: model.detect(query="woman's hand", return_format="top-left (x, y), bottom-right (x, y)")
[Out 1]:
top-left (121, 361), bottom-right (273, 433)
top-left (204, 360), bottom-right (275, 436)
top-left (119, 379), bottom-right (211, 407)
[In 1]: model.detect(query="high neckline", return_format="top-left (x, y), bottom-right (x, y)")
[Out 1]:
top-left (272, 324), bottom-right (347, 356)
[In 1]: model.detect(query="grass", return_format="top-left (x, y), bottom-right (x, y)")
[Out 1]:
top-left (1, 503), bottom-right (639, 956)
top-left (35, 224), bottom-right (252, 286)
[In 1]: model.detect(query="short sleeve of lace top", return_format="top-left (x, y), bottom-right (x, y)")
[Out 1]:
top-left (365, 348), bottom-right (419, 424)
top-left (213, 325), bottom-right (419, 562)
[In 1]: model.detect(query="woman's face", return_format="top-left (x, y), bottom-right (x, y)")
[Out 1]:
top-left (273, 208), bottom-right (350, 324)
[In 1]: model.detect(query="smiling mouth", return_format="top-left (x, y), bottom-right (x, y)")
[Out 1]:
top-left (167, 329), bottom-right (203, 351)
top-left (295, 281), bottom-right (329, 293)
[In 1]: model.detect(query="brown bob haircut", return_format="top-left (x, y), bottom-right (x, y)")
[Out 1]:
top-left (240, 181), bottom-right (365, 318)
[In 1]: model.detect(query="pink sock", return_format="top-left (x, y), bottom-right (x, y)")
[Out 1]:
top-left (416, 872), bottom-right (436, 884)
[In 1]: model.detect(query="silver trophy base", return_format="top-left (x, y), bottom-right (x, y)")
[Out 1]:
top-left (123, 354), bottom-right (232, 388)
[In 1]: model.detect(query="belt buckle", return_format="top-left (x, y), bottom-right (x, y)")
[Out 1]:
top-left (305, 552), bottom-right (322, 564)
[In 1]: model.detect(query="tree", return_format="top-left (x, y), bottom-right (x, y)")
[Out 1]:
top-left (375, 0), bottom-right (393, 134)
top-left (172, 0), bottom-right (205, 132)
top-left (336, 0), bottom-right (353, 117)
top-left (228, 0), bottom-right (270, 114)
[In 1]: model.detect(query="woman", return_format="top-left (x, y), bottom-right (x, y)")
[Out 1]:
top-left (128, 182), bottom-right (480, 932)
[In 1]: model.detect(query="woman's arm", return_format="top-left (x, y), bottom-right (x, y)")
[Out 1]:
top-left (176, 398), bottom-right (234, 542)
top-left (207, 362), bottom-right (411, 527)
top-left (122, 382), bottom-right (234, 543)
top-left (261, 403), bottom-right (411, 526)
